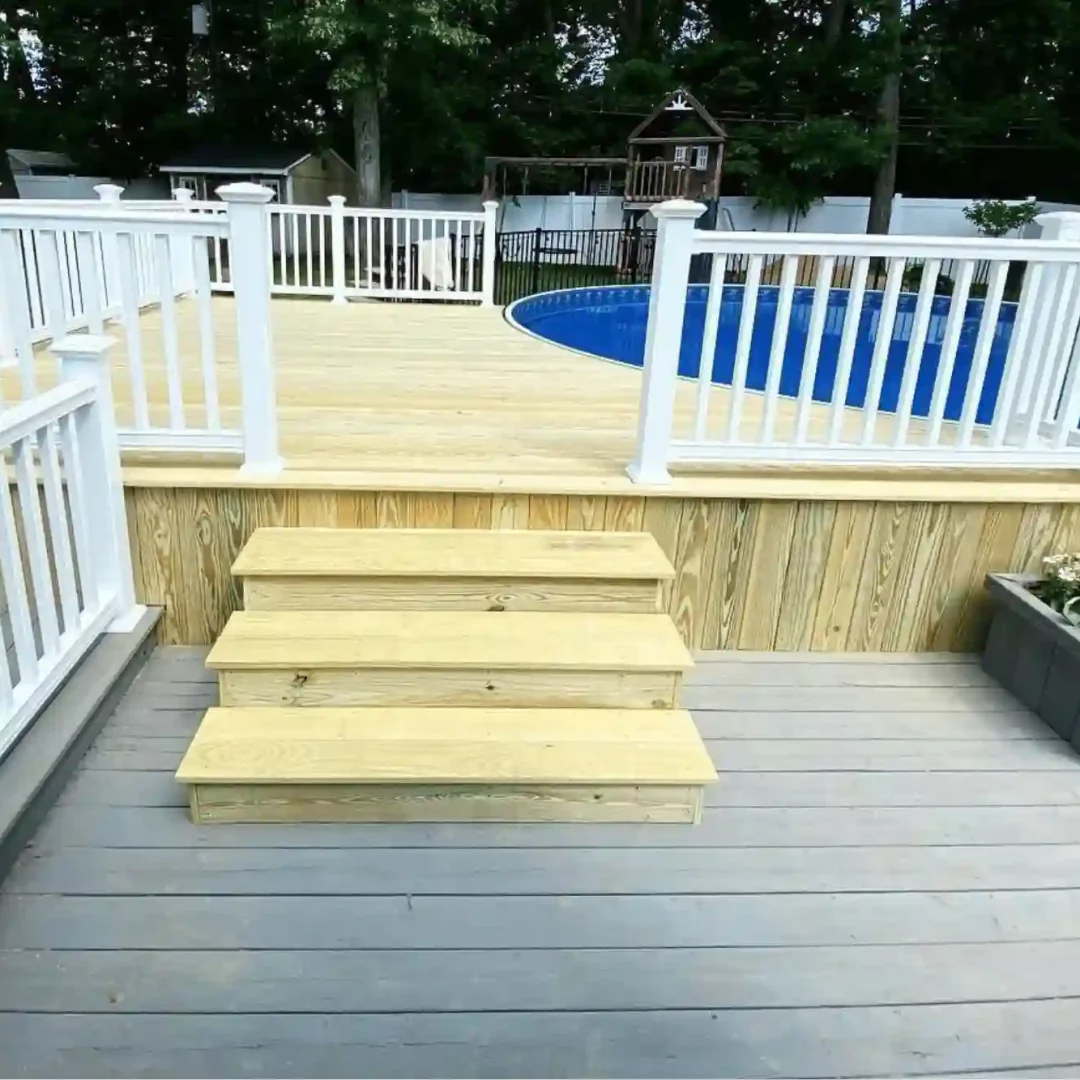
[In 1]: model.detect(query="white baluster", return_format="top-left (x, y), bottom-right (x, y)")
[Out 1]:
top-left (693, 251), bottom-right (726, 440)
top-left (627, 199), bottom-right (706, 484)
top-left (827, 256), bottom-right (869, 446)
top-left (794, 256), bottom-right (836, 446)
top-left (959, 261), bottom-right (1009, 447)
top-left (860, 257), bottom-right (905, 445)
top-left (892, 258), bottom-right (940, 446)
top-left (726, 254), bottom-right (763, 443)
top-left (218, 183), bottom-right (281, 473)
top-left (760, 255), bottom-right (798, 443)
top-left (13, 433), bottom-right (60, 656)
top-left (925, 260), bottom-right (974, 447)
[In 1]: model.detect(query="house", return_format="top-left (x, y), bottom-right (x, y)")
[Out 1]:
top-left (6, 148), bottom-right (76, 176)
top-left (158, 146), bottom-right (357, 204)
top-left (623, 88), bottom-right (726, 208)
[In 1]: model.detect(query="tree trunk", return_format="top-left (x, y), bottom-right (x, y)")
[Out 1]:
top-left (352, 83), bottom-right (381, 207)
top-left (822, 0), bottom-right (847, 49)
top-left (0, 151), bottom-right (19, 199)
top-left (866, 0), bottom-right (902, 235)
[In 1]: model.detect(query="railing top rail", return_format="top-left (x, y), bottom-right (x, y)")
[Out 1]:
top-left (0, 206), bottom-right (229, 236)
top-left (691, 228), bottom-right (1080, 262)
top-left (0, 378), bottom-right (96, 448)
top-left (343, 205), bottom-right (487, 222)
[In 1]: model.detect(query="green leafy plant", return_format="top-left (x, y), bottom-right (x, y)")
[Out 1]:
top-left (963, 200), bottom-right (1042, 239)
top-left (901, 261), bottom-right (954, 295)
top-left (1035, 553), bottom-right (1080, 625)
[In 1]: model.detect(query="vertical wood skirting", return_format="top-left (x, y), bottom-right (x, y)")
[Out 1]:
top-left (125, 488), bottom-right (1080, 652)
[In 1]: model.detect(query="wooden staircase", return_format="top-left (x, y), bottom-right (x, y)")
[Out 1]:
top-left (176, 528), bottom-right (717, 823)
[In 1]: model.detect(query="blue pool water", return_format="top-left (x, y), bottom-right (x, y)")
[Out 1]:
top-left (509, 285), bottom-right (1019, 425)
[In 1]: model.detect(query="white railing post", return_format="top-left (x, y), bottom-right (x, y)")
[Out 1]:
top-left (627, 199), bottom-right (706, 484)
top-left (482, 200), bottom-right (499, 307)
top-left (94, 184), bottom-right (124, 311)
top-left (328, 195), bottom-right (347, 304)
top-left (218, 182), bottom-right (282, 473)
top-left (170, 187), bottom-right (198, 294)
top-left (54, 334), bottom-right (145, 632)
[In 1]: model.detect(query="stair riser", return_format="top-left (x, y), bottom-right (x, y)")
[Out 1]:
top-left (218, 668), bottom-right (682, 710)
top-left (243, 577), bottom-right (662, 613)
top-left (190, 782), bottom-right (704, 824)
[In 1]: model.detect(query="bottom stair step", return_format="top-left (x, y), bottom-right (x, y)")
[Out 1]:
top-left (175, 707), bottom-right (718, 824)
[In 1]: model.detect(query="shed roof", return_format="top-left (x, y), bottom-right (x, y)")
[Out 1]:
top-left (6, 148), bottom-right (76, 170)
top-left (158, 146), bottom-right (313, 174)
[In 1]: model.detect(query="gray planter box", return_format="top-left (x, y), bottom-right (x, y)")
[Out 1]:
top-left (984, 573), bottom-right (1080, 747)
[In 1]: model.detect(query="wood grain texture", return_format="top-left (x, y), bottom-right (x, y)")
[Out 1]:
top-left (174, 708), bottom-right (716, 788)
top-left (188, 782), bottom-right (703, 824)
top-left (127, 488), bottom-right (1080, 652)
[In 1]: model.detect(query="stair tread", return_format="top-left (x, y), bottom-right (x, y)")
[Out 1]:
top-left (232, 528), bottom-right (674, 580)
top-left (176, 707), bottom-right (718, 786)
top-left (207, 611), bottom-right (693, 672)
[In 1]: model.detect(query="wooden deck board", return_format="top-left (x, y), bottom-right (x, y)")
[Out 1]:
top-left (9, 297), bottom-right (1080, 502)
top-left (3, 647), bottom-right (1080, 1076)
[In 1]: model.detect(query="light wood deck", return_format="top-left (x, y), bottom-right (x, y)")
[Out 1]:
top-left (3, 648), bottom-right (1080, 1075)
top-left (11, 296), bottom-right (1080, 501)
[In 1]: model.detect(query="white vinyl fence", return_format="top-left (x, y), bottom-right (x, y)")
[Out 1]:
top-left (629, 201), bottom-right (1080, 481)
top-left (0, 334), bottom-right (142, 758)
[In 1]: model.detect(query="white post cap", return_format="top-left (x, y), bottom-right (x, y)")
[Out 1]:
top-left (650, 199), bottom-right (708, 220)
top-left (327, 194), bottom-right (346, 206)
top-left (216, 182), bottom-right (277, 204)
top-left (93, 184), bottom-right (124, 201)
top-left (53, 334), bottom-right (114, 357)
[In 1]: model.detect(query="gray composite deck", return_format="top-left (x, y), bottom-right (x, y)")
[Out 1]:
top-left (1, 648), bottom-right (1080, 1077)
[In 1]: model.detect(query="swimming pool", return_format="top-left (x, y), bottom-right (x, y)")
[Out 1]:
top-left (508, 285), bottom-right (1019, 426)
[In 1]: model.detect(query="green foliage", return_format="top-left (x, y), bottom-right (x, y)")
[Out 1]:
top-left (1035, 553), bottom-right (1080, 624)
top-left (963, 199), bottom-right (1043, 238)
top-left (6, 0), bottom-right (1080, 203)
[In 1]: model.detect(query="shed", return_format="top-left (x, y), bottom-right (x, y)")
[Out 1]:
top-left (6, 149), bottom-right (76, 176)
top-left (158, 147), bottom-right (357, 205)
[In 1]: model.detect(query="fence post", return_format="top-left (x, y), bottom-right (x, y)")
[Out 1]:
top-left (530, 225), bottom-right (543, 297)
top-left (94, 184), bottom-right (125, 312)
top-left (54, 334), bottom-right (144, 632)
top-left (170, 187), bottom-right (197, 294)
top-left (218, 183), bottom-right (282, 473)
top-left (481, 200), bottom-right (498, 306)
top-left (328, 195), bottom-right (347, 305)
top-left (627, 199), bottom-right (706, 485)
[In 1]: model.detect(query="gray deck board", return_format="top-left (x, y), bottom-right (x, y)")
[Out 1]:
top-left (3, 646), bottom-right (1080, 1078)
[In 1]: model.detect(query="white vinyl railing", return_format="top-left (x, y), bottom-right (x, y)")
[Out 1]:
top-left (629, 201), bottom-right (1080, 482)
top-left (0, 184), bottom-right (282, 471)
top-left (196, 197), bottom-right (497, 303)
top-left (0, 184), bottom-right (498, 474)
top-left (0, 334), bottom-right (142, 759)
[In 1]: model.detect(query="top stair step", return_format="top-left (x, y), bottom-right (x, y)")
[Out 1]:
top-left (234, 528), bottom-right (672, 612)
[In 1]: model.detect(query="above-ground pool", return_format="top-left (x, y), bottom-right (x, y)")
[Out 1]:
top-left (508, 285), bottom-right (1019, 426)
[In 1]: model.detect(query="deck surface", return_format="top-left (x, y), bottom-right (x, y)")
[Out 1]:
top-left (2, 649), bottom-right (1080, 1076)
top-left (6, 297), bottom-right (1042, 499)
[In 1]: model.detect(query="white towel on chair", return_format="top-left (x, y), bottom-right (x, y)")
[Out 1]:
top-left (417, 236), bottom-right (456, 291)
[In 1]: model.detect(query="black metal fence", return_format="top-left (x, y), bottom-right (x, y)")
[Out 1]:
top-left (494, 227), bottom-right (656, 305)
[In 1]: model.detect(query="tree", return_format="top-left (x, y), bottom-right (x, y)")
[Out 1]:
top-left (276, 0), bottom-right (493, 205)
top-left (866, 0), bottom-right (903, 233)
